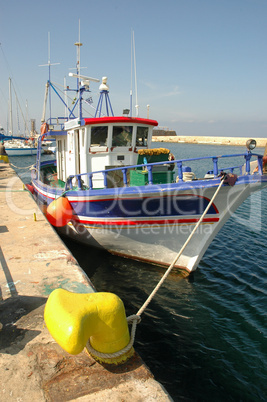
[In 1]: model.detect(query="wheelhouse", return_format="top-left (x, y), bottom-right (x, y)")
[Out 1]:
top-left (53, 116), bottom-right (158, 188)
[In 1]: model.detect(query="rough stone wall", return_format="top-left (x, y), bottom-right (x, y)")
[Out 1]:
top-left (153, 130), bottom-right (176, 137)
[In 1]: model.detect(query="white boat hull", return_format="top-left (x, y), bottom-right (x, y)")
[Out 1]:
top-left (6, 147), bottom-right (39, 156)
top-left (52, 179), bottom-right (265, 275)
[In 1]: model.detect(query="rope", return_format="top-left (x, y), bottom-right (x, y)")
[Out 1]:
top-left (86, 314), bottom-right (141, 359)
top-left (10, 163), bottom-right (35, 170)
top-left (183, 171), bottom-right (196, 181)
top-left (87, 176), bottom-right (226, 359)
top-left (136, 175), bottom-right (225, 317)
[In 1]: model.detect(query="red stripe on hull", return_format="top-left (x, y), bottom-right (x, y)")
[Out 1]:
top-left (74, 217), bottom-right (220, 226)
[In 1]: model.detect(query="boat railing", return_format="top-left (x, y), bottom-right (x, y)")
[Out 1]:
top-left (46, 117), bottom-right (67, 131)
top-left (64, 152), bottom-right (264, 191)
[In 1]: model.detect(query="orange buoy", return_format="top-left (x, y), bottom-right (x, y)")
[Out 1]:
top-left (46, 197), bottom-right (73, 227)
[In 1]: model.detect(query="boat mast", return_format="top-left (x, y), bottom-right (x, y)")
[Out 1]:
top-left (132, 31), bottom-right (139, 117)
top-left (130, 30), bottom-right (133, 117)
top-left (39, 32), bottom-right (60, 125)
top-left (75, 40), bottom-right (83, 122)
top-left (8, 77), bottom-right (13, 136)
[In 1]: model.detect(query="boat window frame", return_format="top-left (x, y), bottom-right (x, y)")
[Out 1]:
top-left (135, 126), bottom-right (149, 147)
top-left (90, 126), bottom-right (109, 147)
top-left (112, 125), bottom-right (133, 148)
top-left (88, 125), bottom-right (109, 153)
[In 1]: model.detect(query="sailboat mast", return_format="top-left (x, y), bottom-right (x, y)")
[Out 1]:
top-left (131, 31), bottom-right (139, 117)
top-left (48, 32), bottom-right (52, 124)
top-left (130, 30), bottom-right (133, 117)
top-left (8, 77), bottom-right (13, 136)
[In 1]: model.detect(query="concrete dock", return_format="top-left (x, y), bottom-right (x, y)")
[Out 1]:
top-left (0, 163), bottom-right (171, 401)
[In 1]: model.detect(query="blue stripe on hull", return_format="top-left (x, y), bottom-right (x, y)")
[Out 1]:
top-left (70, 195), bottom-right (218, 217)
top-left (32, 179), bottom-right (219, 219)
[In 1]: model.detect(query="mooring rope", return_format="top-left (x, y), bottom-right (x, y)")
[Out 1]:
top-left (9, 163), bottom-right (35, 170)
top-left (87, 175), bottom-right (226, 359)
top-left (86, 314), bottom-right (141, 360)
top-left (136, 175), bottom-right (225, 317)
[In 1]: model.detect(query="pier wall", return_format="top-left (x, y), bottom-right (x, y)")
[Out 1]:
top-left (152, 135), bottom-right (267, 147)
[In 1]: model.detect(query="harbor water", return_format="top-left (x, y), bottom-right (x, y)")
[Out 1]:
top-left (11, 142), bottom-right (267, 401)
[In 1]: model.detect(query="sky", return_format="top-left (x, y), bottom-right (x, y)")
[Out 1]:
top-left (0, 0), bottom-right (266, 138)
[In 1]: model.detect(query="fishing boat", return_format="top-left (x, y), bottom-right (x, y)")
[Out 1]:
top-left (31, 45), bottom-right (267, 276)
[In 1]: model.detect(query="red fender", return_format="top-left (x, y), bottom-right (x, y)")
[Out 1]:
top-left (40, 123), bottom-right (49, 135)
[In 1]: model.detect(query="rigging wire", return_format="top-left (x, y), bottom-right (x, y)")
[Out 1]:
top-left (49, 80), bottom-right (99, 119)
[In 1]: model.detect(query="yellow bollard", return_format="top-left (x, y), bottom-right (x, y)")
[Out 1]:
top-left (44, 289), bottom-right (134, 365)
top-left (0, 155), bottom-right (9, 163)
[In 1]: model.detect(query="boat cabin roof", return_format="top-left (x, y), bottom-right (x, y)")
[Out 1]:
top-left (83, 116), bottom-right (158, 127)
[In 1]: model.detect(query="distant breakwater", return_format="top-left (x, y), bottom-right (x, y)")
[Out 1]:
top-left (152, 135), bottom-right (267, 148)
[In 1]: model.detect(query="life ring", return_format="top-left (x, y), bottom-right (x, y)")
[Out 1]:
top-left (40, 122), bottom-right (49, 135)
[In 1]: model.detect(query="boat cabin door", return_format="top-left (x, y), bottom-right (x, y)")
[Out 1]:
top-left (57, 139), bottom-right (66, 181)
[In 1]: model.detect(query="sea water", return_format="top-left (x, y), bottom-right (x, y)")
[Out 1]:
top-left (11, 143), bottom-right (267, 401)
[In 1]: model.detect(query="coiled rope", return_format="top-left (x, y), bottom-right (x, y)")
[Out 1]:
top-left (86, 314), bottom-right (141, 359)
top-left (87, 175), bottom-right (226, 360)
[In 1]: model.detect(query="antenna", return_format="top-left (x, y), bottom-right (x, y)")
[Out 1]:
top-left (39, 32), bottom-right (60, 124)
top-left (75, 20), bottom-right (82, 77)
top-left (39, 32), bottom-right (60, 74)
top-left (68, 22), bottom-right (100, 122)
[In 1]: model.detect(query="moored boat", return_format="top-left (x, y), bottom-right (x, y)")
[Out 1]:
top-left (31, 44), bottom-right (267, 276)
top-left (0, 128), bottom-right (42, 157)
top-left (4, 139), bottom-right (41, 156)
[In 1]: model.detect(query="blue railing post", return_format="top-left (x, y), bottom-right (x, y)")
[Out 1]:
top-left (122, 168), bottom-right (128, 186)
top-left (257, 156), bottom-right (263, 175)
top-left (103, 172), bottom-right (108, 188)
top-left (244, 153), bottom-right (252, 174)
top-left (212, 157), bottom-right (218, 176)
top-left (36, 135), bottom-right (44, 180)
top-left (77, 176), bottom-right (82, 190)
top-left (147, 165), bottom-right (153, 184)
top-left (177, 161), bottom-right (183, 181)
top-left (89, 174), bottom-right (93, 190)
top-left (65, 176), bottom-right (73, 191)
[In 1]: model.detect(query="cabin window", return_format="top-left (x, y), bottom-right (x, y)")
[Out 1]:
top-left (136, 126), bottom-right (149, 146)
top-left (112, 126), bottom-right (133, 147)
top-left (91, 126), bottom-right (108, 146)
